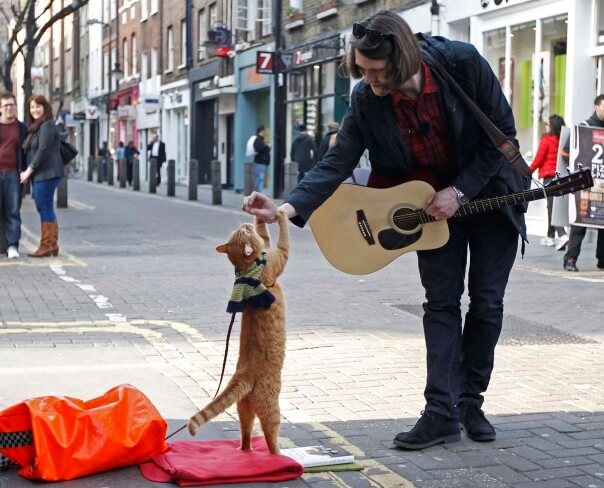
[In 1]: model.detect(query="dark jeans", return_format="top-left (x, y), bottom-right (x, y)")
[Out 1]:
top-left (544, 176), bottom-right (566, 239)
top-left (417, 211), bottom-right (518, 419)
top-left (126, 158), bottom-right (133, 185)
top-left (0, 171), bottom-right (21, 248)
top-left (564, 225), bottom-right (604, 265)
top-left (32, 177), bottom-right (61, 222)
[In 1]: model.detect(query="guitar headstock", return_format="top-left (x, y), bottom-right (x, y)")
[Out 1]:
top-left (545, 169), bottom-right (594, 197)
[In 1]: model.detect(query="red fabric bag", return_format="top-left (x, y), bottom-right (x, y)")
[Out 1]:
top-left (139, 436), bottom-right (303, 486)
top-left (0, 384), bottom-right (168, 481)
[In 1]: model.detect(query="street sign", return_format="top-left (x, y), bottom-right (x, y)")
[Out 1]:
top-left (256, 51), bottom-right (275, 74)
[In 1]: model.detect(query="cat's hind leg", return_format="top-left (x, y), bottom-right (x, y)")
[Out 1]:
top-left (237, 398), bottom-right (256, 451)
top-left (257, 400), bottom-right (281, 455)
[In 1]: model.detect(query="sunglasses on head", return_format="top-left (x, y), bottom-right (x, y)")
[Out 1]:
top-left (352, 22), bottom-right (389, 45)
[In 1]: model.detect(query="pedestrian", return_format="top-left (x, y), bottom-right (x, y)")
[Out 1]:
top-left (253, 126), bottom-right (270, 192)
top-left (529, 114), bottom-right (568, 249)
top-left (20, 94), bottom-right (64, 258)
top-left (147, 133), bottom-right (166, 185)
top-left (243, 10), bottom-right (530, 450)
top-left (0, 92), bottom-right (27, 259)
top-left (562, 95), bottom-right (604, 272)
top-left (125, 141), bottom-right (139, 186)
top-left (116, 141), bottom-right (126, 183)
top-left (245, 129), bottom-right (258, 161)
top-left (290, 124), bottom-right (316, 181)
top-left (316, 121), bottom-right (340, 161)
top-left (99, 141), bottom-right (109, 181)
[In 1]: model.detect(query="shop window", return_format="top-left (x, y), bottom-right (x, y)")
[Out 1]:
top-left (598, 0), bottom-right (604, 46)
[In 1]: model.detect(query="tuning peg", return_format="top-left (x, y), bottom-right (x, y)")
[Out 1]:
top-left (565, 166), bottom-right (571, 174)
top-left (576, 163), bottom-right (583, 170)
top-left (555, 171), bottom-right (560, 178)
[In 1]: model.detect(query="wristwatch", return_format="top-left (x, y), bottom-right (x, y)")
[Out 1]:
top-left (452, 186), bottom-right (470, 205)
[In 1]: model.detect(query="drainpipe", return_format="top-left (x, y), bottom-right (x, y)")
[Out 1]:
top-left (431, 0), bottom-right (440, 36)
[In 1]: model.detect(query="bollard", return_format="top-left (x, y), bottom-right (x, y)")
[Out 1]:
top-left (119, 160), bottom-right (127, 188)
top-left (133, 158), bottom-right (140, 191)
top-left (149, 158), bottom-right (157, 194)
top-left (211, 160), bottom-right (222, 205)
top-left (188, 159), bottom-right (198, 201)
top-left (57, 174), bottom-right (68, 208)
top-left (107, 157), bottom-right (114, 186)
top-left (97, 158), bottom-right (103, 183)
top-left (87, 155), bottom-right (94, 181)
top-left (167, 159), bottom-right (175, 197)
top-left (283, 161), bottom-right (299, 199)
top-left (244, 162), bottom-right (255, 196)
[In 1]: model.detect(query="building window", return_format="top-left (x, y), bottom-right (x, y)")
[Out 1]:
top-left (151, 47), bottom-right (158, 78)
top-left (167, 26), bottom-right (174, 72)
top-left (209, 3), bottom-right (217, 30)
top-left (181, 19), bottom-right (187, 67)
top-left (66, 66), bottom-right (72, 92)
top-left (198, 9), bottom-right (207, 60)
top-left (140, 0), bottom-right (148, 20)
top-left (141, 51), bottom-right (148, 80)
top-left (150, 0), bottom-right (158, 15)
top-left (103, 51), bottom-right (109, 91)
top-left (257, 0), bottom-right (271, 37)
top-left (65, 17), bottom-right (72, 50)
top-left (123, 37), bottom-right (129, 77)
top-left (131, 34), bottom-right (137, 75)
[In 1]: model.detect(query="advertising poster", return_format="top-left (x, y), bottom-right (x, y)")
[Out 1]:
top-left (572, 125), bottom-right (604, 228)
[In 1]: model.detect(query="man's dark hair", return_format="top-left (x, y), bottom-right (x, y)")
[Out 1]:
top-left (256, 125), bottom-right (265, 134)
top-left (0, 92), bottom-right (16, 102)
top-left (594, 94), bottom-right (604, 106)
top-left (345, 10), bottom-right (421, 91)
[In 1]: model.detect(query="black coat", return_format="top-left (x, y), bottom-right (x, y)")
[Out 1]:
top-left (290, 132), bottom-right (316, 172)
top-left (286, 34), bottom-right (528, 239)
top-left (147, 141), bottom-right (166, 164)
top-left (253, 136), bottom-right (270, 165)
top-left (26, 120), bottom-right (64, 182)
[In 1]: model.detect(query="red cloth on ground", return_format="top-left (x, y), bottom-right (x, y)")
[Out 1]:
top-left (139, 436), bottom-right (303, 486)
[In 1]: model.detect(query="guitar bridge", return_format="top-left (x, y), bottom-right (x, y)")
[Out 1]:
top-left (356, 210), bottom-right (375, 245)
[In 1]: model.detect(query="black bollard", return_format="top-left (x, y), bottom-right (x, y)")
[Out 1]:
top-left (167, 159), bottom-right (175, 197)
top-left (188, 159), bottom-right (198, 201)
top-left (119, 160), bottom-right (127, 188)
top-left (87, 155), bottom-right (94, 181)
top-left (211, 160), bottom-right (222, 205)
top-left (283, 161), bottom-right (299, 199)
top-left (244, 162), bottom-right (254, 196)
top-left (149, 158), bottom-right (157, 194)
top-left (133, 158), bottom-right (140, 191)
top-left (57, 175), bottom-right (68, 208)
top-left (97, 158), bottom-right (103, 183)
top-left (107, 157), bottom-right (114, 186)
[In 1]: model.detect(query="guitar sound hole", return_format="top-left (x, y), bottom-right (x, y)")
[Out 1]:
top-left (378, 229), bottom-right (422, 251)
top-left (392, 207), bottom-right (421, 232)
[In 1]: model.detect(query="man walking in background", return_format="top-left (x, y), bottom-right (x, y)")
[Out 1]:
top-left (0, 93), bottom-right (27, 259)
top-left (290, 124), bottom-right (316, 182)
top-left (147, 133), bottom-right (166, 185)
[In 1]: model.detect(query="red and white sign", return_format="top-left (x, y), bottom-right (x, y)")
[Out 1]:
top-left (256, 51), bottom-right (275, 74)
top-left (86, 106), bottom-right (99, 120)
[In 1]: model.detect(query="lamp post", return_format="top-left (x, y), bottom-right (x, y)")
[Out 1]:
top-left (87, 17), bottom-right (121, 155)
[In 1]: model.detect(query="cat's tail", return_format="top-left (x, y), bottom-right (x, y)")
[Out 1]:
top-left (187, 376), bottom-right (253, 436)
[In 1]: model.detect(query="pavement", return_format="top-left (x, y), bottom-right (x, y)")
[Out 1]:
top-left (0, 175), bottom-right (603, 488)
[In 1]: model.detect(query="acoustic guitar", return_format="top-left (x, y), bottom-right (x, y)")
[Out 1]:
top-left (309, 168), bottom-right (594, 275)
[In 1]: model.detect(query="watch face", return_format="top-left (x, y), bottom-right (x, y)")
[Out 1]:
top-left (459, 196), bottom-right (470, 205)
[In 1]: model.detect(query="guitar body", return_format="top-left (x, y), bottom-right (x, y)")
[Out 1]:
top-left (309, 169), bottom-right (449, 275)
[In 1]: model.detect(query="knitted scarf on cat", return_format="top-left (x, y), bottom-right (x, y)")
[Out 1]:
top-left (227, 251), bottom-right (275, 313)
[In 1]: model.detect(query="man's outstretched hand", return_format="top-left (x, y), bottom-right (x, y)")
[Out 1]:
top-left (242, 192), bottom-right (296, 224)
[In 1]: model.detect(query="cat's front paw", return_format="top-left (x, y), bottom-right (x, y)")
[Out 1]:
top-left (187, 418), bottom-right (200, 436)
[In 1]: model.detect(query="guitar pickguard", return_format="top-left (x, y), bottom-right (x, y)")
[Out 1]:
top-left (378, 228), bottom-right (422, 251)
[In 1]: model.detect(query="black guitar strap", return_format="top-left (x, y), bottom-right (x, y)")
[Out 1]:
top-left (427, 54), bottom-right (531, 178)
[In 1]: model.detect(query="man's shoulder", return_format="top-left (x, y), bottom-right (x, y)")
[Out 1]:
top-left (420, 34), bottom-right (481, 68)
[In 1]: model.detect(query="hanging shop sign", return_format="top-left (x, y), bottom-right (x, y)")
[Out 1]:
top-left (282, 34), bottom-right (344, 71)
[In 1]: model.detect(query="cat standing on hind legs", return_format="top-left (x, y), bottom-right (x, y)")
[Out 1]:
top-left (188, 209), bottom-right (290, 455)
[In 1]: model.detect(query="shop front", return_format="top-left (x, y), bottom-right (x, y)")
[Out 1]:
top-left (282, 33), bottom-right (348, 158)
top-left (161, 80), bottom-right (190, 184)
top-left (114, 85), bottom-right (139, 151)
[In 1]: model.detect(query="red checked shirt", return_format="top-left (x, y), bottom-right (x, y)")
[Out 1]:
top-left (390, 62), bottom-right (456, 188)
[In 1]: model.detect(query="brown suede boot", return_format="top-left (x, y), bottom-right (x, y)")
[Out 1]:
top-left (28, 222), bottom-right (55, 258)
top-left (49, 220), bottom-right (59, 256)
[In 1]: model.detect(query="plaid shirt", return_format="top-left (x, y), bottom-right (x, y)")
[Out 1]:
top-left (391, 62), bottom-right (455, 187)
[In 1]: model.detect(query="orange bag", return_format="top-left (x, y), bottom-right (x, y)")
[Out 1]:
top-left (0, 384), bottom-right (167, 481)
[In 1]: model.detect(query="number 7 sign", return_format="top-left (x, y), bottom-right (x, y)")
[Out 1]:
top-left (256, 51), bottom-right (275, 74)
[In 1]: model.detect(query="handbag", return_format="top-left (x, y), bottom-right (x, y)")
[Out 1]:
top-left (59, 140), bottom-right (78, 165)
top-left (0, 384), bottom-right (167, 481)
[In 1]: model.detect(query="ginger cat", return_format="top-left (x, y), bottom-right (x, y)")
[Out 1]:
top-left (188, 209), bottom-right (289, 455)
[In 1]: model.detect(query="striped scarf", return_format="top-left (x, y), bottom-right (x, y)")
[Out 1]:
top-left (226, 252), bottom-right (275, 313)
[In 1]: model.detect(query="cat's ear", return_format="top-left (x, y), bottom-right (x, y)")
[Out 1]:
top-left (216, 243), bottom-right (229, 253)
top-left (244, 244), bottom-right (254, 256)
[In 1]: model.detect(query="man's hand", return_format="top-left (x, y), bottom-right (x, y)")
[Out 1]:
top-left (424, 186), bottom-right (460, 221)
top-left (242, 192), bottom-right (280, 223)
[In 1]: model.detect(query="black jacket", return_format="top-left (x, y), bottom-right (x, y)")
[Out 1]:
top-left (147, 141), bottom-right (166, 164)
top-left (290, 132), bottom-right (316, 172)
top-left (254, 136), bottom-right (270, 165)
top-left (26, 120), bottom-right (64, 182)
top-left (286, 34), bottom-right (528, 239)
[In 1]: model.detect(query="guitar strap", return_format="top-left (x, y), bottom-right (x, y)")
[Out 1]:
top-left (426, 53), bottom-right (531, 178)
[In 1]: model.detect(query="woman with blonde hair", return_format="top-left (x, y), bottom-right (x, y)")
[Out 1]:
top-left (20, 95), bottom-right (64, 257)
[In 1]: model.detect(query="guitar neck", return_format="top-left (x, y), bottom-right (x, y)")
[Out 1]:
top-left (422, 187), bottom-right (549, 223)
